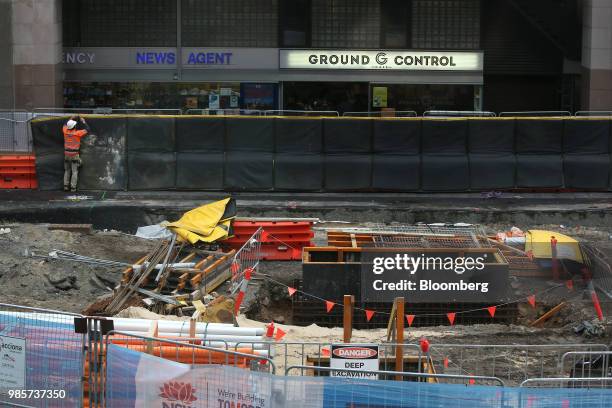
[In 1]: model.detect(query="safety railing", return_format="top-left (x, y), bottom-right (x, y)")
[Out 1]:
top-left (342, 110), bottom-right (418, 117)
top-left (427, 343), bottom-right (609, 386)
top-left (581, 244), bottom-right (612, 300)
top-left (423, 110), bottom-right (496, 117)
top-left (230, 227), bottom-right (263, 295)
top-left (499, 111), bottom-right (572, 117)
top-left (575, 111), bottom-right (612, 116)
top-left (234, 340), bottom-right (423, 377)
top-left (0, 303), bottom-right (85, 408)
top-left (560, 351), bottom-right (612, 380)
top-left (32, 107), bottom-right (182, 115)
top-left (263, 110), bottom-right (340, 117)
top-left (520, 377), bottom-right (612, 388)
top-left (285, 365), bottom-right (505, 385)
top-left (185, 108), bottom-right (262, 115)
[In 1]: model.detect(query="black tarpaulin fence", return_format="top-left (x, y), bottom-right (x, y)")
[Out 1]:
top-left (30, 116), bottom-right (612, 192)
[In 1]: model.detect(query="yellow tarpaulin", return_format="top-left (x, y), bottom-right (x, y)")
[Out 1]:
top-left (165, 198), bottom-right (235, 244)
top-left (525, 230), bottom-right (583, 263)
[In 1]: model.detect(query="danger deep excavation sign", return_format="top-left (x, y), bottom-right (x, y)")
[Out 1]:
top-left (360, 250), bottom-right (509, 303)
top-left (330, 344), bottom-right (379, 379)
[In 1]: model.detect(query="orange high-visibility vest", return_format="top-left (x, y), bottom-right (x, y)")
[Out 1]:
top-left (63, 126), bottom-right (87, 157)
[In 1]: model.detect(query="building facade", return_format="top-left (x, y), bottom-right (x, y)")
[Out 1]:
top-left (1, 0), bottom-right (610, 114)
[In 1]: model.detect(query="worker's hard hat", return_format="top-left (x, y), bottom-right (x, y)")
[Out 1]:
top-left (66, 119), bottom-right (77, 130)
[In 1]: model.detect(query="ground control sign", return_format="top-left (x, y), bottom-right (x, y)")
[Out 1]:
top-left (361, 251), bottom-right (508, 303)
top-left (280, 50), bottom-right (483, 71)
top-left (0, 335), bottom-right (26, 391)
top-left (330, 344), bottom-right (379, 379)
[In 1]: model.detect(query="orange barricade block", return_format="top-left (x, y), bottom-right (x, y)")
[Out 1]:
top-left (0, 154), bottom-right (38, 189)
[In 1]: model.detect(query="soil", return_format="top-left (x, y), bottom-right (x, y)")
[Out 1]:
top-left (1, 222), bottom-right (612, 384)
top-left (0, 223), bottom-right (157, 312)
top-left (2, 222), bottom-right (612, 380)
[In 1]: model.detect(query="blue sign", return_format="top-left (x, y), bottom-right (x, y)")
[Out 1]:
top-left (136, 52), bottom-right (176, 65)
top-left (186, 52), bottom-right (233, 65)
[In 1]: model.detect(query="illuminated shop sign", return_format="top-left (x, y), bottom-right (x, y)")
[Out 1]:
top-left (280, 50), bottom-right (483, 71)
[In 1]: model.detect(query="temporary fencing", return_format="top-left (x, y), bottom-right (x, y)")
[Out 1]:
top-left (342, 111), bottom-right (418, 117)
top-left (423, 110), bottom-right (496, 117)
top-left (0, 303), bottom-right (85, 408)
top-left (574, 111), bottom-right (612, 117)
top-left (185, 108), bottom-right (263, 116)
top-left (103, 343), bottom-right (612, 407)
top-left (30, 115), bottom-right (612, 192)
top-left (263, 109), bottom-right (340, 116)
top-left (0, 110), bottom-right (32, 152)
top-left (230, 227), bottom-right (263, 315)
top-left (428, 343), bottom-right (609, 386)
top-left (560, 351), bottom-right (612, 381)
top-left (499, 111), bottom-right (572, 117)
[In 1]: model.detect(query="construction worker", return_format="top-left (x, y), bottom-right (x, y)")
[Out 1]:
top-left (63, 116), bottom-right (90, 192)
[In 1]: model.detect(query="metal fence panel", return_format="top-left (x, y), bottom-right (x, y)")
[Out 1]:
top-left (0, 303), bottom-right (84, 407)
top-left (499, 111), bottom-right (572, 117)
top-left (423, 110), bottom-right (496, 117)
top-left (263, 110), bottom-right (339, 117)
top-left (342, 111), bottom-right (418, 117)
top-left (428, 343), bottom-right (608, 386)
top-left (575, 111), bottom-right (612, 117)
top-left (0, 111), bottom-right (32, 152)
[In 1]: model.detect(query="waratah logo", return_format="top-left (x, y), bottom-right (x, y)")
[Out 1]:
top-left (159, 382), bottom-right (197, 404)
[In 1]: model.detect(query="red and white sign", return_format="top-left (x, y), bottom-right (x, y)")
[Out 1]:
top-left (330, 344), bottom-right (379, 379)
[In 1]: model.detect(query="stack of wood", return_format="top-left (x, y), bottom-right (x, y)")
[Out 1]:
top-left (104, 239), bottom-right (237, 317)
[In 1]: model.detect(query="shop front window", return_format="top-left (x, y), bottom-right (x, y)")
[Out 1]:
top-left (283, 82), bottom-right (368, 114)
top-left (63, 82), bottom-right (268, 111)
top-left (370, 84), bottom-right (475, 115)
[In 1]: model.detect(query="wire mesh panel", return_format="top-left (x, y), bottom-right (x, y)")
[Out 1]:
top-left (363, 224), bottom-right (490, 248)
top-left (0, 111), bottom-right (32, 152)
top-left (230, 227), bottom-right (263, 293)
top-left (0, 303), bottom-right (84, 407)
top-left (428, 343), bottom-right (609, 387)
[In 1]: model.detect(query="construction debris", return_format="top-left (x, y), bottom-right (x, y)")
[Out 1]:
top-left (530, 302), bottom-right (567, 327)
top-left (78, 197), bottom-right (266, 320)
top-left (574, 320), bottom-right (606, 338)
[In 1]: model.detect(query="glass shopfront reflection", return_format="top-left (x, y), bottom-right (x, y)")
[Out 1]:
top-left (370, 84), bottom-right (477, 115)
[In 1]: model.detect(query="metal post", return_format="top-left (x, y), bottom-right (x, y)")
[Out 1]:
top-left (343, 295), bottom-right (353, 343)
top-left (551, 236), bottom-right (559, 280)
top-left (395, 297), bottom-right (405, 379)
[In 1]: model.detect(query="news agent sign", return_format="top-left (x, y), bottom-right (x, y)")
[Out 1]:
top-left (330, 344), bottom-right (379, 379)
top-left (0, 335), bottom-right (26, 391)
top-left (360, 250), bottom-right (509, 303)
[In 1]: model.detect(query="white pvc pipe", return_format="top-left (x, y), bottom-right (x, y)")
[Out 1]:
top-left (146, 333), bottom-right (264, 343)
top-left (0, 312), bottom-right (264, 336)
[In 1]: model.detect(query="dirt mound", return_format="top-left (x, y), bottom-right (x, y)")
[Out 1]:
top-left (0, 223), bottom-right (156, 313)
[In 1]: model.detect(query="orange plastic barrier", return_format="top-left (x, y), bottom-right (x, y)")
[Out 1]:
top-left (0, 154), bottom-right (37, 189)
top-left (225, 220), bottom-right (314, 260)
